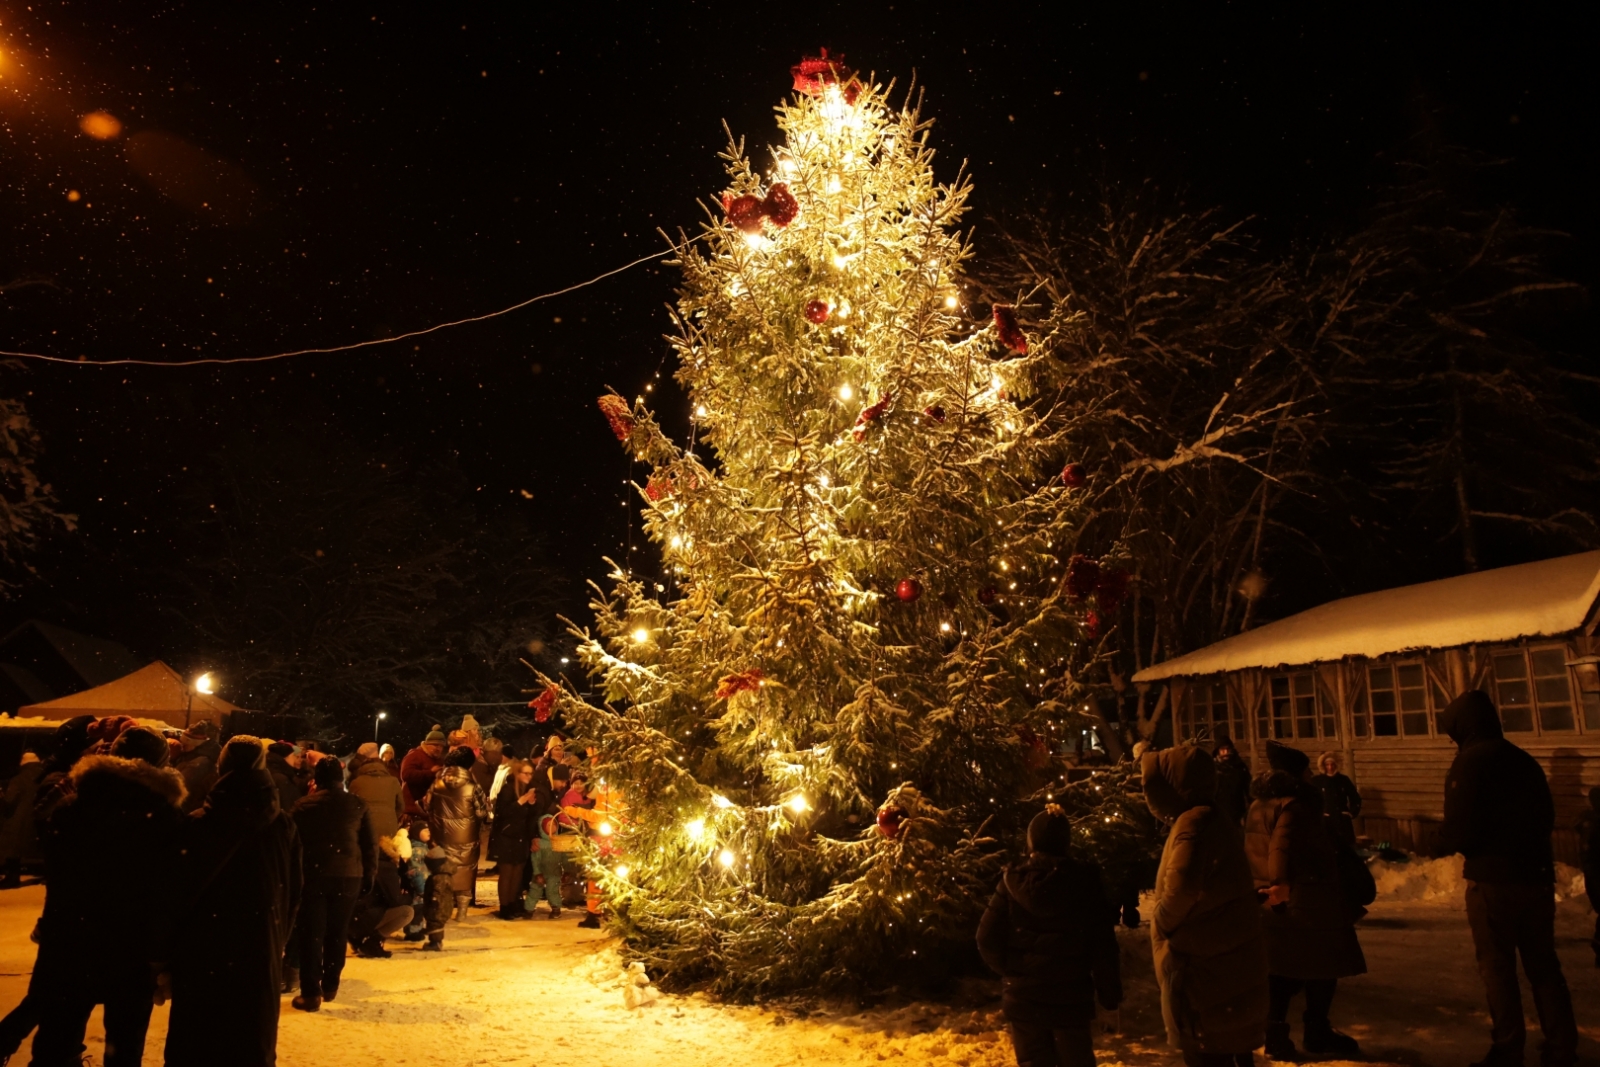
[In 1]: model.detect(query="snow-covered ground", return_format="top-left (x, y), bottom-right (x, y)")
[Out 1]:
top-left (0, 868), bottom-right (1595, 1067)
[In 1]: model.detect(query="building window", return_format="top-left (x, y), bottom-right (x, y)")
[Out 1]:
top-left (1366, 663), bottom-right (1429, 737)
top-left (1491, 647), bottom-right (1578, 734)
top-left (1186, 678), bottom-right (1238, 742)
top-left (1265, 671), bottom-right (1333, 741)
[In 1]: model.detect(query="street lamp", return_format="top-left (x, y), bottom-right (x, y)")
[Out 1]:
top-left (374, 710), bottom-right (387, 742)
top-left (186, 671), bottom-right (216, 730)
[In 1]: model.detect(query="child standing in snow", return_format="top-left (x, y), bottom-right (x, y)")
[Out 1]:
top-left (422, 843), bottom-right (458, 951)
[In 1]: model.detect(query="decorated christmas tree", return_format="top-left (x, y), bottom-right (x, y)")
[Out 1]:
top-left (555, 55), bottom-right (1143, 995)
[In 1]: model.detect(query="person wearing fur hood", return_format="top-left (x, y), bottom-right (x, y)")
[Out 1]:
top-left (976, 804), bottom-right (1122, 1067)
top-left (29, 726), bottom-right (187, 1067)
top-left (1244, 741), bottom-right (1365, 1061)
top-left (1143, 745), bottom-right (1267, 1067)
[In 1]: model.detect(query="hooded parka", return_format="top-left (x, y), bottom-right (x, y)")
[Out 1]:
top-left (165, 760), bottom-right (302, 1067)
top-left (1439, 690), bottom-right (1555, 884)
top-left (1245, 770), bottom-right (1366, 980)
top-left (1144, 747), bottom-right (1268, 1056)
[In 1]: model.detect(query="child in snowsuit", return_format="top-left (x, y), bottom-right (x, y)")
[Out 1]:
top-left (977, 804), bottom-right (1122, 1067)
top-left (422, 843), bottom-right (458, 951)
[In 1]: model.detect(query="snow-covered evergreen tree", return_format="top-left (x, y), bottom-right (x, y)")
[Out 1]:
top-left (556, 57), bottom-right (1138, 995)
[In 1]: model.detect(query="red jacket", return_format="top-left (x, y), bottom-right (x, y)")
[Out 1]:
top-left (399, 746), bottom-right (442, 815)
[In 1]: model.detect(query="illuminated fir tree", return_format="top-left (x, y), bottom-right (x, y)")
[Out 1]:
top-left (556, 56), bottom-right (1130, 995)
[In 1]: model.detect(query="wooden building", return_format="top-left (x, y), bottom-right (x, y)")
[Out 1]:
top-left (1131, 550), bottom-right (1600, 864)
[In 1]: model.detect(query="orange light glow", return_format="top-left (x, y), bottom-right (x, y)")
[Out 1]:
top-left (79, 110), bottom-right (122, 140)
top-left (65, 190), bottom-right (81, 202)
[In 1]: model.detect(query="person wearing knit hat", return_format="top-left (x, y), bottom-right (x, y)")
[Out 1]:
top-left (172, 719), bottom-right (222, 814)
top-left (977, 804), bottom-right (1122, 1067)
top-left (400, 728), bottom-right (448, 818)
top-left (29, 715), bottom-right (99, 829)
top-left (165, 733), bottom-right (299, 1066)
top-left (111, 726), bottom-right (171, 768)
top-left (349, 737), bottom-right (406, 841)
top-left (1245, 741), bottom-right (1364, 1060)
top-left (355, 742), bottom-right (380, 762)
top-left (265, 741), bottom-right (306, 813)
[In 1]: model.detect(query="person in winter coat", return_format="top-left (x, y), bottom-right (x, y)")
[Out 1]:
top-left (1310, 752), bottom-right (1361, 849)
top-left (349, 833), bottom-right (414, 957)
top-left (265, 742), bottom-right (305, 813)
top-left (1581, 786), bottom-right (1600, 967)
top-left (1245, 741), bottom-right (1365, 1060)
top-left (976, 804), bottom-right (1121, 1067)
top-left (1438, 690), bottom-right (1577, 1067)
top-left (164, 736), bottom-right (303, 1067)
top-left (348, 748), bottom-right (405, 841)
top-left (400, 727), bottom-right (447, 815)
top-left (1210, 736), bottom-right (1252, 827)
top-left (424, 746), bottom-right (486, 916)
top-left (0, 752), bottom-right (44, 887)
top-left (288, 757), bottom-right (377, 1012)
top-left (27, 727), bottom-right (186, 1067)
top-left (1144, 746), bottom-right (1267, 1067)
top-left (489, 760), bottom-right (539, 920)
top-left (528, 763), bottom-right (573, 917)
top-left (170, 722), bottom-right (220, 814)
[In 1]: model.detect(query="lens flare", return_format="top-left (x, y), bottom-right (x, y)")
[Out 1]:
top-left (79, 110), bottom-right (123, 140)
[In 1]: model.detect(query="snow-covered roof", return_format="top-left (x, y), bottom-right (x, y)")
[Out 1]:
top-left (1133, 550), bottom-right (1600, 683)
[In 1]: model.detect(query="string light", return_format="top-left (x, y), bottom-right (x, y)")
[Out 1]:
top-left (615, 864), bottom-right (631, 879)
top-left (838, 383), bottom-right (854, 401)
top-left (786, 795), bottom-right (810, 814)
top-left (718, 849), bottom-right (736, 869)
top-left (685, 818), bottom-right (706, 841)
top-left (631, 627), bottom-right (651, 643)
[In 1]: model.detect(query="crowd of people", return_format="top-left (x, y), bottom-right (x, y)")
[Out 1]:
top-left (978, 689), bottom-right (1598, 1067)
top-left (0, 716), bottom-right (607, 1066)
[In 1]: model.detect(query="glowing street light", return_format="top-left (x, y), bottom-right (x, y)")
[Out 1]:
top-left (374, 710), bottom-right (388, 742)
top-left (185, 672), bottom-right (216, 730)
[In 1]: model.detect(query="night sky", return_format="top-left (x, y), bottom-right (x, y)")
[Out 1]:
top-left (0, 2), bottom-right (1592, 664)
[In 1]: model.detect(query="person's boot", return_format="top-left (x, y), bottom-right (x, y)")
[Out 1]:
top-left (578, 912), bottom-right (601, 929)
top-left (280, 965), bottom-right (299, 995)
top-left (359, 936), bottom-right (392, 958)
top-left (1264, 1021), bottom-right (1299, 1062)
top-left (1301, 1015), bottom-right (1360, 1060)
top-left (291, 995), bottom-right (321, 1012)
top-left (322, 975), bottom-right (339, 1003)
top-left (549, 906), bottom-right (562, 920)
top-left (422, 939), bottom-right (444, 952)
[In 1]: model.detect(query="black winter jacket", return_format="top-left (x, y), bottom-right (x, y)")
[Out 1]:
top-left (1311, 772), bottom-right (1361, 820)
top-left (37, 756), bottom-right (186, 968)
top-left (266, 752), bottom-right (305, 813)
top-left (292, 786), bottom-right (377, 885)
top-left (425, 766), bottom-right (486, 868)
top-left (1439, 690), bottom-right (1555, 884)
top-left (488, 784), bottom-right (540, 863)
top-left (976, 852), bottom-right (1122, 1024)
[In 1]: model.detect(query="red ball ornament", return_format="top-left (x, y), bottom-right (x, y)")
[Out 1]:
top-left (896, 577), bottom-right (923, 602)
top-left (875, 803), bottom-right (905, 839)
top-left (978, 585), bottom-right (998, 605)
top-left (1084, 609), bottom-right (1103, 639)
top-left (805, 299), bottom-right (831, 324)
top-left (1066, 555), bottom-right (1102, 601)
top-left (923, 404), bottom-right (946, 423)
top-left (763, 183), bottom-right (798, 227)
top-left (724, 194), bottom-right (766, 234)
top-left (1060, 463), bottom-right (1087, 488)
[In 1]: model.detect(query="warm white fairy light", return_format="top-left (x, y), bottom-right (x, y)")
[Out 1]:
top-left (944, 294), bottom-right (959, 308)
top-left (685, 818), bottom-right (706, 841)
top-left (718, 849), bottom-right (736, 869)
top-left (615, 864), bottom-right (630, 879)
top-left (940, 621), bottom-right (952, 633)
top-left (695, 404), bottom-right (707, 417)
top-left (632, 627), bottom-right (651, 643)
top-left (838, 383), bottom-right (854, 401)
top-left (598, 821), bottom-right (614, 836)
top-left (786, 794), bottom-right (810, 813)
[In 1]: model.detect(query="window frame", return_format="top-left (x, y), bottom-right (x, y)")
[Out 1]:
top-left (1489, 644), bottom-right (1583, 737)
top-left (1259, 669), bottom-right (1337, 742)
top-left (1357, 658), bottom-right (1437, 740)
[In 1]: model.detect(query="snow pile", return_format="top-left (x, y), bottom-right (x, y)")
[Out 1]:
top-left (1371, 853), bottom-right (1466, 904)
top-left (1370, 853), bottom-right (1591, 911)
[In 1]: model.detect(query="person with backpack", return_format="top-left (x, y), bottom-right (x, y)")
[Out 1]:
top-left (976, 804), bottom-right (1122, 1067)
top-left (1245, 741), bottom-right (1365, 1061)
